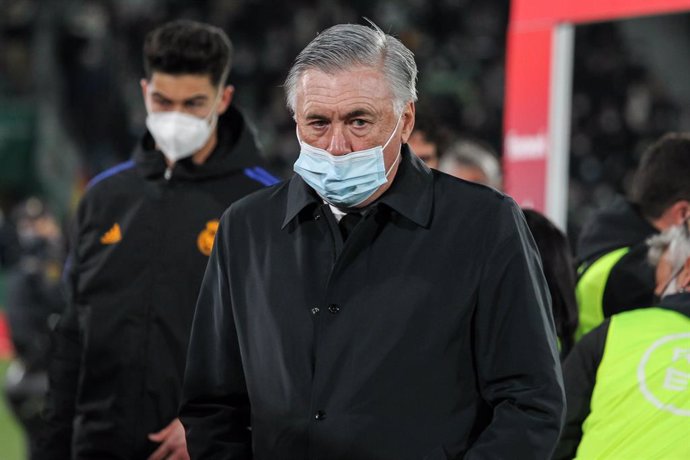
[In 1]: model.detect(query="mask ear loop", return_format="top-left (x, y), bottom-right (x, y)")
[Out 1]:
top-left (383, 111), bottom-right (405, 177)
top-left (206, 62), bottom-right (231, 128)
top-left (659, 263), bottom-right (685, 297)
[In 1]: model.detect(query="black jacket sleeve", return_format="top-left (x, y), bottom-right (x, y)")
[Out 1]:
top-left (179, 210), bottom-right (251, 459)
top-left (466, 199), bottom-right (566, 459)
top-left (553, 320), bottom-right (609, 460)
top-left (35, 218), bottom-right (83, 459)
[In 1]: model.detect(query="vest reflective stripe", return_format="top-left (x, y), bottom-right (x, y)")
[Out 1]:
top-left (575, 308), bottom-right (690, 459)
top-left (576, 247), bottom-right (630, 340)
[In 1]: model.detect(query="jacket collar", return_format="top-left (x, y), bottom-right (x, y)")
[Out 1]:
top-left (659, 292), bottom-right (690, 318)
top-left (282, 144), bottom-right (434, 229)
top-left (134, 105), bottom-right (262, 181)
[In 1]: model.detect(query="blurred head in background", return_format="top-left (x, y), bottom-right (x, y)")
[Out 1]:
top-left (439, 137), bottom-right (502, 190)
top-left (630, 132), bottom-right (690, 231)
top-left (406, 100), bottom-right (448, 169)
top-left (11, 197), bottom-right (62, 261)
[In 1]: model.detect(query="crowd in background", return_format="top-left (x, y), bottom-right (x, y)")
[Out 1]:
top-left (2, 0), bottom-right (688, 237)
top-left (0, 1), bottom-right (689, 458)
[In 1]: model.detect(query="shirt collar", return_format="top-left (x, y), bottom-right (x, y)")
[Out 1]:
top-left (282, 144), bottom-right (434, 229)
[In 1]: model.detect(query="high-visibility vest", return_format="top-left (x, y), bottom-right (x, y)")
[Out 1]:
top-left (575, 247), bottom-right (630, 340)
top-left (575, 307), bottom-right (690, 459)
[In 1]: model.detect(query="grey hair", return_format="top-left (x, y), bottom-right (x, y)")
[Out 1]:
top-left (284, 21), bottom-right (418, 115)
top-left (439, 139), bottom-right (503, 189)
top-left (647, 221), bottom-right (690, 272)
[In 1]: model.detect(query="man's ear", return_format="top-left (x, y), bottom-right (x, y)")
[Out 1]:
top-left (653, 200), bottom-right (690, 230)
top-left (679, 200), bottom-right (690, 223)
top-left (217, 85), bottom-right (235, 115)
top-left (400, 101), bottom-right (416, 144)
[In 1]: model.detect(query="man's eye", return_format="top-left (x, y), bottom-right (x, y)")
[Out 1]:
top-left (185, 101), bottom-right (204, 108)
top-left (352, 119), bottom-right (368, 127)
top-left (309, 120), bottom-right (328, 129)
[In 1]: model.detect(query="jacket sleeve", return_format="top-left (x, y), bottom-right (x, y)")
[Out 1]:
top-left (466, 199), bottom-right (566, 459)
top-left (35, 217), bottom-right (83, 459)
top-left (553, 321), bottom-right (609, 460)
top-left (179, 211), bottom-right (251, 459)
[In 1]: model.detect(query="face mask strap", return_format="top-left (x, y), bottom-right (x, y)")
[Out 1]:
top-left (659, 263), bottom-right (685, 298)
top-left (382, 111), bottom-right (404, 150)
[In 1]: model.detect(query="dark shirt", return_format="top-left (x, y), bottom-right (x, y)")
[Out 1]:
top-left (180, 147), bottom-right (565, 459)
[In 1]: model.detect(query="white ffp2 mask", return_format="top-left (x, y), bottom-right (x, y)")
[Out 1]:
top-left (145, 87), bottom-right (223, 163)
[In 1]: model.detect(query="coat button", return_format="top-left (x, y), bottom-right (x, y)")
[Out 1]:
top-left (311, 307), bottom-right (320, 315)
top-left (328, 304), bottom-right (340, 314)
top-left (314, 410), bottom-right (326, 421)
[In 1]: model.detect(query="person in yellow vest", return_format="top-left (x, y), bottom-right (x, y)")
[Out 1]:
top-left (575, 133), bottom-right (690, 340)
top-left (555, 219), bottom-right (690, 459)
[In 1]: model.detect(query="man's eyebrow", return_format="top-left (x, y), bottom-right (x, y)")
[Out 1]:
top-left (304, 112), bottom-right (329, 121)
top-left (183, 95), bottom-right (209, 103)
top-left (151, 91), bottom-right (172, 102)
top-left (303, 109), bottom-right (376, 121)
top-left (151, 92), bottom-right (208, 103)
top-left (344, 109), bottom-right (375, 119)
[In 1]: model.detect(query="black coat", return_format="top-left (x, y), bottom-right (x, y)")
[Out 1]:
top-left (38, 107), bottom-right (279, 459)
top-left (180, 147), bottom-right (565, 460)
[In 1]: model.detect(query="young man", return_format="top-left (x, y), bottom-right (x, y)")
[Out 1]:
top-left (576, 133), bottom-right (690, 338)
top-left (38, 20), bottom-right (278, 459)
top-left (180, 22), bottom-right (564, 459)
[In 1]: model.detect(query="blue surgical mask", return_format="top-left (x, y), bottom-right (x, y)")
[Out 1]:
top-left (294, 115), bottom-right (402, 207)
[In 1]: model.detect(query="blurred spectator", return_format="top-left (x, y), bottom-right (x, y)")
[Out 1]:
top-left (555, 219), bottom-right (690, 459)
top-left (439, 137), bottom-right (502, 189)
top-left (3, 197), bottom-right (65, 458)
top-left (523, 209), bottom-right (579, 359)
top-left (406, 99), bottom-right (451, 169)
top-left (576, 133), bottom-right (690, 339)
top-left (407, 129), bottom-right (440, 169)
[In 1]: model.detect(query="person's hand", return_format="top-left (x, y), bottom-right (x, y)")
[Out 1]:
top-left (147, 418), bottom-right (190, 460)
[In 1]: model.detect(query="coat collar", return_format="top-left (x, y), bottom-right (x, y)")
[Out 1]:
top-left (282, 144), bottom-right (434, 229)
top-left (659, 292), bottom-right (690, 318)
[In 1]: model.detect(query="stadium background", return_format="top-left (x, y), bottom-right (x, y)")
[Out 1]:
top-left (1, 0), bottom-right (689, 456)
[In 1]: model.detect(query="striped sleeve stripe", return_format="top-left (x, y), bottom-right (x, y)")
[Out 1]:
top-left (87, 160), bottom-right (136, 189)
top-left (243, 166), bottom-right (281, 186)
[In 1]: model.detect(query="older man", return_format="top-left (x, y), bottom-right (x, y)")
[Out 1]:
top-left (555, 219), bottom-right (690, 459)
top-left (180, 22), bottom-right (564, 459)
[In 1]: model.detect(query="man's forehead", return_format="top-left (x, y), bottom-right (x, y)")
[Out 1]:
top-left (149, 72), bottom-right (216, 96)
top-left (295, 67), bottom-right (394, 113)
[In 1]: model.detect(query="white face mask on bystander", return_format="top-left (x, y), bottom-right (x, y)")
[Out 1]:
top-left (145, 88), bottom-right (223, 163)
